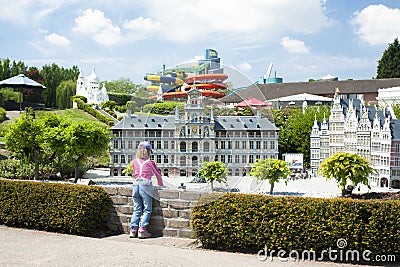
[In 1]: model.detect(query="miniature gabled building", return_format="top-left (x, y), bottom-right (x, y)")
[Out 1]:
top-left (310, 88), bottom-right (400, 188)
top-left (109, 88), bottom-right (279, 178)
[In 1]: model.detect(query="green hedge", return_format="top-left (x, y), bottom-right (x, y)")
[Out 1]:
top-left (74, 99), bottom-right (115, 126)
top-left (191, 193), bottom-right (400, 260)
top-left (0, 180), bottom-right (112, 235)
top-left (108, 93), bottom-right (154, 107)
top-left (143, 101), bottom-right (184, 115)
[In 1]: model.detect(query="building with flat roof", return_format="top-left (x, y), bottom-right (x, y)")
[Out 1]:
top-left (109, 88), bottom-right (279, 177)
top-left (222, 78), bottom-right (400, 105)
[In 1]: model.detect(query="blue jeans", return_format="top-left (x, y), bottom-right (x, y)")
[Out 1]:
top-left (130, 180), bottom-right (154, 229)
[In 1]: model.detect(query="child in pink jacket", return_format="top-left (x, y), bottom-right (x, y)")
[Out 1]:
top-left (129, 141), bottom-right (163, 238)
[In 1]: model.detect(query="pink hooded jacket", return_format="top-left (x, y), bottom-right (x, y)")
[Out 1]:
top-left (132, 158), bottom-right (164, 186)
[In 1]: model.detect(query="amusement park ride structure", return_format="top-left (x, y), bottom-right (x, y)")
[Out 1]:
top-left (144, 49), bottom-right (229, 100)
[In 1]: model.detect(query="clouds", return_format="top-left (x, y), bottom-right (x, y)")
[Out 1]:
top-left (350, 4), bottom-right (400, 46)
top-left (45, 33), bottom-right (70, 46)
top-left (123, 16), bottom-right (161, 40)
top-left (67, 0), bottom-right (332, 46)
top-left (280, 37), bottom-right (310, 54)
top-left (237, 62), bottom-right (253, 72)
top-left (128, 0), bottom-right (332, 43)
top-left (73, 9), bottom-right (123, 46)
top-left (1, 1), bottom-right (393, 83)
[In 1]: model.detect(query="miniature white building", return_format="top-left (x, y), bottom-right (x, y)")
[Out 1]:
top-left (76, 67), bottom-right (109, 105)
top-left (377, 86), bottom-right (400, 107)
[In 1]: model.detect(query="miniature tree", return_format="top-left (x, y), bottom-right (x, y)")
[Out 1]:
top-left (198, 161), bottom-right (227, 191)
top-left (5, 109), bottom-right (44, 180)
top-left (250, 158), bottom-right (291, 194)
top-left (318, 152), bottom-right (375, 197)
top-left (46, 120), bottom-right (110, 183)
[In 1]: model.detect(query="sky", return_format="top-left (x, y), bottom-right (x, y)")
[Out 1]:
top-left (1, 0), bottom-right (400, 88)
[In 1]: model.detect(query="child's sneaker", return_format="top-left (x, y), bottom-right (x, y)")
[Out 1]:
top-left (138, 227), bottom-right (152, 239)
top-left (130, 227), bottom-right (138, 238)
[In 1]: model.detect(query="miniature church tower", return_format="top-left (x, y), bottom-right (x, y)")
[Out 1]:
top-left (75, 66), bottom-right (109, 106)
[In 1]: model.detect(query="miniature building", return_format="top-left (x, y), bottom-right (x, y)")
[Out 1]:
top-left (109, 87), bottom-right (279, 177)
top-left (310, 88), bottom-right (400, 188)
top-left (75, 66), bottom-right (109, 105)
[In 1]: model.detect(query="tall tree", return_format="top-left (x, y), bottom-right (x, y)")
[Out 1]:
top-left (198, 161), bottom-right (227, 191)
top-left (41, 63), bottom-right (79, 108)
top-left (10, 60), bottom-right (27, 76)
top-left (377, 38), bottom-right (400, 79)
top-left (250, 158), bottom-right (291, 194)
top-left (25, 67), bottom-right (44, 85)
top-left (56, 80), bottom-right (76, 109)
top-left (318, 152), bottom-right (375, 197)
top-left (275, 105), bottom-right (331, 168)
top-left (101, 78), bottom-right (140, 94)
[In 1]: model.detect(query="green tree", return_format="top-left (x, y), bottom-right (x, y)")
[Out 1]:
top-left (275, 105), bottom-right (331, 168)
top-left (377, 38), bottom-right (400, 79)
top-left (41, 63), bottom-right (79, 107)
top-left (0, 58), bottom-right (11, 80)
top-left (4, 109), bottom-right (44, 180)
top-left (198, 161), bottom-right (227, 191)
top-left (101, 78), bottom-right (141, 94)
top-left (56, 80), bottom-right (76, 109)
top-left (250, 158), bottom-right (291, 194)
top-left (134, 86), bottom-right (152, 98)
top-left (126, 100), bottom-right (138, 112)
top-left (318, 152), bottom-right (375, 197)
top-left (46, 121), bottom-right (110, 182)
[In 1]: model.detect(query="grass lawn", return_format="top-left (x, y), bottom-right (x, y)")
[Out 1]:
top-left (36, 109), bottom-right (102, 123)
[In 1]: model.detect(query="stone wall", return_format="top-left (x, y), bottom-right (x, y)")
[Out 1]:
top-left (103, 186), bottom-right (207, 238)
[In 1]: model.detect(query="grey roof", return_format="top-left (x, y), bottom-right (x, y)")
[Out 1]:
top-left (215, 116), bottom-right (278, 131)
top-left (390, 120), bottom-right (400, 140)
top-left (112, 115), bottom-right (176, 130)
top-left (112, 114), bottom-right (277, 131)
top-left (222, 78), bottom-right (400, 103)
top-left (339, 99), bottom-right (389, 127)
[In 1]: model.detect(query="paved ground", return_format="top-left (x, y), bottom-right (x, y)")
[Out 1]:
top-left (4, 110), bottom-right (21, 123)
top-left (0, 225), bottom-right (383, 267)
top-left (84, 168), bottom-right (400, 197)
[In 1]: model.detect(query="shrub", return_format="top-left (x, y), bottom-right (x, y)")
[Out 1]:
top-left (0, 159), bottom-right (34, 179)
top-left (74, 99), bottom-right (115, 126)
top-left (0, 107), bottom-right (6, 122)
top-left (0, 122), bottom-right (10, 137)
top-left (108, 93), bottom-right (154, 107)
top-left (143, 101), bottom-right (184, 114)
top-left (115, 105), bottom-right (127, 113)
top-left (191, 193), bottom-right (400, 260)
top-left (101, 100), bottom-right (117, 110)
top-left (0, 180), bottom-right (112, 235)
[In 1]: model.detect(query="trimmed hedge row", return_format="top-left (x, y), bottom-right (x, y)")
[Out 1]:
top-left (191, 193), bottom-right (400, 259)
top-left (74, 99), bottom-right (115, 126)
top-left (143, 101), bottom-right (184, 115)
top-left (0, 180), bottom-right (112, 235)
top-left (108, 93), bottom-right (154, 107)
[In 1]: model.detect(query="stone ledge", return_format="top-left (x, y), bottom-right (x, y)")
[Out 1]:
top-left (168, 218), bottom-right (190, 228)
top-left (158, 190), bottom-right (180, 199)
top-left (111, 195), bottom-right (129, 205)
top-left (180, 191), bottom-right (203, 201)
top-left (118, 187), bottom-right (132, 196)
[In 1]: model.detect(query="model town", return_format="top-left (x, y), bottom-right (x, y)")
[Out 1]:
top-left (54, 48), bottom-right (400, 190)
